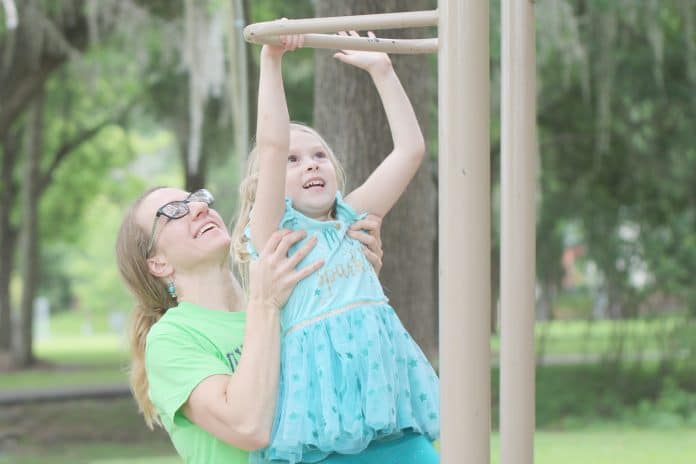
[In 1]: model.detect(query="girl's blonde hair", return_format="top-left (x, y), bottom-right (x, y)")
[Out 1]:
top-left (115, 187), bottom-right (177, 429)
top-left (231, 123), bottom-right (346, 283)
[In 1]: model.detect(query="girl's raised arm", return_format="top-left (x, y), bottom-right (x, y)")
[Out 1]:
top-left (340, 32), bottom-right (426, 218)
top-left (249, 36), bottom-right (304, 252)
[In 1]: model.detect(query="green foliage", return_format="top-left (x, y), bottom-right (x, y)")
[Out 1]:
top-left (51, 129), bottom-right (181, 316)
top-left (63, 195), bottom-right (135, 315)
top-left (625, 379), bottom-right (696, 428)
top-left (247, 0), bottom-right (323, 124)
top-left (525, 0), bottom-right (696, 315)
top-left (30, 42), bottom-right (168, 310)
top-left (490, 362), bottom-right (696, 429)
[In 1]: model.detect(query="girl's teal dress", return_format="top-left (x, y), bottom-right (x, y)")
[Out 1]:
top-left (246, 192), bottom-right (439, 464)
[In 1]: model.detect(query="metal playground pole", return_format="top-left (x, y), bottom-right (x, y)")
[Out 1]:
top-left (438, 1), bottom-right (491, 462)
top-left (500, 1), bottom-right (537, 463)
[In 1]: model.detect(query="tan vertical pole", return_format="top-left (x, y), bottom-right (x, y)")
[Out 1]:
top-left (439, 1), bottom-right (491, 463)
top-left (500, 0), bottom-right (537, 464)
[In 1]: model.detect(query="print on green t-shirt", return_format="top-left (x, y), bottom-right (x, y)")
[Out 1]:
top-left (226, 344), bottom-right (243, 372)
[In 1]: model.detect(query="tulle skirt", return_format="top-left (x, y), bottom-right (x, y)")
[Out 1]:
top-left (251, 303), bottom-right (440, 464)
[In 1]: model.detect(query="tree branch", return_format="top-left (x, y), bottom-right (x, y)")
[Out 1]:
top-left (0, 56), bottom-right (65, 139)
top-left (39, 102), bottom-right (135, 193)
top-left (0, 5), bottom-right (89, 139)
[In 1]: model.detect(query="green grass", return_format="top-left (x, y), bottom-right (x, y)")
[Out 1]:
top-left (0, 398), bottom-right (180, 464)
top-left (35, 334), bottom-right (129, 364)
top-left (0, 366), bottom-right (127, 390)
top-left (490, 316), bottom-right (694, 357)
top-left (511, 428), bottom-right (696, 464)
top-left (2, 312), bottom-right (694, 464)
top-left (0, 334), bottom-right (129, 390)
top-left (2, 443), bottom-right (179, 464)
top-left (0, 311), bottom-right (129, 390)
top-left (5, 428), bottom-right (696, 464)
top-left (2, 312), bottom-right (692, 391)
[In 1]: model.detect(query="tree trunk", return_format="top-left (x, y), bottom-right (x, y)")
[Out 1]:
top-left (0, 129), bottom-right (20, 353)
top-left (314, 0), bottom-right (437, 361)
top-left (186, 170), bottom-right (206, 192)
top-left (174, 93), bottom-right (210, 192)
top-left (14, 90), bottom-right (44, 367)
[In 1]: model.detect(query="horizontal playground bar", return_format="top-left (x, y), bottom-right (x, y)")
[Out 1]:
top-left (243, 10), bottom-right (439, 54)
top-left (247, 34), bottom-right (438, 54)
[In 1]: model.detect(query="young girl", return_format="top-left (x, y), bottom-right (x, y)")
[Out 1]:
top-left (232, 32), bottom-right (439, 464)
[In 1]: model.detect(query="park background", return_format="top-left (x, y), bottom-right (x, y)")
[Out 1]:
top-left (1, 0), bottom-right (694, 463)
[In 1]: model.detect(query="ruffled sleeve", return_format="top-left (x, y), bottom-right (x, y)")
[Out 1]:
top-left (334, 191), bottom-right (367, 224)
top-left (244, 199), bottom-right (298, 260)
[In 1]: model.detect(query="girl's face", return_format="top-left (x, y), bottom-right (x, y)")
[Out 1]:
top-left (137, 188), bottom-right (231, 273)
top-left (285, 130), bottom-right (338, 220)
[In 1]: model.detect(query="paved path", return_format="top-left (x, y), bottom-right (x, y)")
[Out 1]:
top-left (0, 383), bottom-right (130, 405)
top-left (0, 351), bottom-right (672, 405)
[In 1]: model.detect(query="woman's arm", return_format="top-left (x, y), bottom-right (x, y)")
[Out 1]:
top-left (339, 32), bottom-right (426, 218)
top-left (183, 229), bottom-right (322, 450)
top-left (249, 35), bottom-right (304, 253)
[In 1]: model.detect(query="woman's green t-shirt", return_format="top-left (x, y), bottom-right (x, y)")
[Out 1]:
top-left (145, 301), bottom-right (248, 463)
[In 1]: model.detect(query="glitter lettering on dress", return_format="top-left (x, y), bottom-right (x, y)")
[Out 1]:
top-left (316, 250), bottom-right (369, 298)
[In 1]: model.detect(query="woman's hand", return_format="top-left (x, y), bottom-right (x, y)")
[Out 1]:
top-left (248, 229), bottom-right (323, 309)
top-left (348, 214), bottom-right (384, 276)
top-left (333, 31), bottom-right (392, 76)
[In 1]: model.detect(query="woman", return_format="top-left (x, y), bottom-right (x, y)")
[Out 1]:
top-left (115, 186), bottom-right (384, 463)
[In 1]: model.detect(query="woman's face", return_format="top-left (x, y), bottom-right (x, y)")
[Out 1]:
top-left (285, 130), bottom-right (338, 220)
top-left (136, 188), bottom-right (231, 273)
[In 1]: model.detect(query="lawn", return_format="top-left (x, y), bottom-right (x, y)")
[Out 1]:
top-left (2, 311), bottom-right (694, 463)
top-left (1, 334), bottom-right (128, 391)
top-left (3, 311), bottom-right (692, 391)
top-left (4, 428), bottom-right (696, 463)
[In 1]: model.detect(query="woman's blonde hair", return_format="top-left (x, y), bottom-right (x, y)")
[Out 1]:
top-left (230, 123), bottom-right (346, 283)
top-left (115, 187), bottom-right (177, 429)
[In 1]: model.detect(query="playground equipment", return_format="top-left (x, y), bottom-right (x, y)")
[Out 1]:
top-left (244, 3), bottom-right (536, 463)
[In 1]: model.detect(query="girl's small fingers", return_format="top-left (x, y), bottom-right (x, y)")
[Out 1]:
top-left (338, 30), bottom-right (347, 36)
top-left (367, 31), bottom-right (376, 39)
top-left (349, 30), bottom-right (359, 38)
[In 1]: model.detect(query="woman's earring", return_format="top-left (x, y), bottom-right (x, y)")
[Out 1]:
top-left (167, 280), bottom-right (177, 299)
